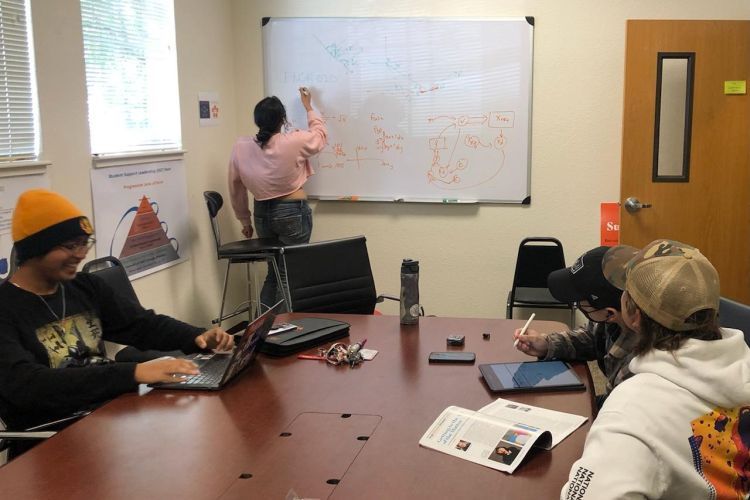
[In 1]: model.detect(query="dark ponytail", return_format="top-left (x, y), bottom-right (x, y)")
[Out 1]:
top-left (254, 96), bottom-right (287, 149)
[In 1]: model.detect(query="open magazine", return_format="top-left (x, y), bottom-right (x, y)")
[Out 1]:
top-left (419, 398), bottom-right (588, 473)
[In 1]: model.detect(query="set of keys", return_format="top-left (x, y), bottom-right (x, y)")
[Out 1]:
top-left (297, 339), bottom-right (367, 367)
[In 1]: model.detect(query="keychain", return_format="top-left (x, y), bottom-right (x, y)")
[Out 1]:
top-left (297, 339), bottom-right (368, 368)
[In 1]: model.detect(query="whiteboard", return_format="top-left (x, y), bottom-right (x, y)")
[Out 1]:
top-left (262, 17), bottom-right (534, 203)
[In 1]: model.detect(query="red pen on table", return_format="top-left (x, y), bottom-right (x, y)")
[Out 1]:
top-left (298, 354), bottom-right (326, 361)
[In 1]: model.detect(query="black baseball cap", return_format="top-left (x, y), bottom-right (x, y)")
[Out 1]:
top-left (547, 246), bottom-right (624, 310)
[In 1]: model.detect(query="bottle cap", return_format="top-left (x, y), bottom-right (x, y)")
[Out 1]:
top-left (401, 258), bottom-right (419, 272)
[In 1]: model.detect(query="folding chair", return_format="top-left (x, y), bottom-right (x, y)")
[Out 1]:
top-left (506, 237), bottom-right (575, 326)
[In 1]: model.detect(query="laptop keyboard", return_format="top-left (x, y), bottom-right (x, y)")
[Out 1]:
top-left (181, 359), bottom-right (228, 386)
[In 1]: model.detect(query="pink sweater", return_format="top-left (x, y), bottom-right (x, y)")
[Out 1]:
top-left (228, 110), bottom-right (327, 225)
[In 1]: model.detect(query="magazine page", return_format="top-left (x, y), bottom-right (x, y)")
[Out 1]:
top-left (419, 406), bottom-right (552, 473)
top-left (478, 398), bottom-right (587, 449)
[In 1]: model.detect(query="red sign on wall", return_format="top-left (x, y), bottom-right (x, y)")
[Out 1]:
top-left (600, 202), bottom-right (620, 246)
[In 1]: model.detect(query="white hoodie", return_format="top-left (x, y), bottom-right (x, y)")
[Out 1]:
top-left (561, 328), bottom-right (750, 500)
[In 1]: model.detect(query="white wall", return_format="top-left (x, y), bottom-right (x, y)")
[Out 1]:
top-left (24, 0), bottom-right (750, 328)
top-left (231, 0), bottom-right (749, 322)
top-left (29, 0), bottom-right (240, 326)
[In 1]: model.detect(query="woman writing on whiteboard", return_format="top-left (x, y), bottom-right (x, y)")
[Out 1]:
top-left (228, 87), bottom-right (327, 309)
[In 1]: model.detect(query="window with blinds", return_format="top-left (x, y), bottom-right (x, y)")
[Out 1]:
top-left (80, 0), bottom-right (181, 155)
top-left (0, 0), bottom-right (38, 161)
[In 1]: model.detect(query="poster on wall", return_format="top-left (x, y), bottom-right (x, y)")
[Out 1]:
top-left (90, 159), bottom-right (190, 279)
top-left (0, 173), bottom-right (51, 280)
top-left (198, 91), bottom-right (221, 127)
top-left (600, 202), bottom-right (620, 246)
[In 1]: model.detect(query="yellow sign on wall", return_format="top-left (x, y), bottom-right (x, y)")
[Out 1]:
top-left (724, 81), bottom-right (747, 95)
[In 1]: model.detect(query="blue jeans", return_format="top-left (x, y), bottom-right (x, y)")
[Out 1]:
top-left (254, 199), bottom-right (312, 311)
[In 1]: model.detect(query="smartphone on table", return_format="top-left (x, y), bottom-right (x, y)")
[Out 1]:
top-left (428, 352), bottom-right (476, 364)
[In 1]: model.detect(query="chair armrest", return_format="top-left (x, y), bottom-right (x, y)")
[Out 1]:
top-left (376, 294), bottom-right (399, 303)
top-left (24, 410), bottom-right (92, 431)
top-left (376, 294), bottom-right (428, 316)
top-left (0, 431), bottom-right (56, 441)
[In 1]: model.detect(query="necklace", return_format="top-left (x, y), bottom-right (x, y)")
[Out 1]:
top-left (11, 281), bottom-right (67, 328)
top-left (37, 284), bottom-right (66, 326)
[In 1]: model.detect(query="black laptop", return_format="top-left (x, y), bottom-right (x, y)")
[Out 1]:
top-left (150, 301), bottom-right (282, 390)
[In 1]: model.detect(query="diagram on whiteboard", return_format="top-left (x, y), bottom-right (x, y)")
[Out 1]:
top-left (263, 17), bottom-right (533, 202)
top-left (427, 111), bottom-right (514, 189)
top-left (317, 111), bottom-right (403, 170)
top-left (114, 195), bottom-right (180, 276)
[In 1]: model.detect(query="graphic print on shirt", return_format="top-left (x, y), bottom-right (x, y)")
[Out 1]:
top-left (35, 312), bottom-right (109, 368)
top-left (689, 406), bottom-right (750, 499)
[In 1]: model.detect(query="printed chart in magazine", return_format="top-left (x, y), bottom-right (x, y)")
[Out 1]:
top-left (479, 397), bottom-right (588, 448)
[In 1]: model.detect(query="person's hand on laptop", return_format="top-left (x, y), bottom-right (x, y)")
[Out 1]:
top-left (513, 328), bottom-right (550, 357)
top-left (134, 357), bottom-right (199, 384)
top-left (195, 326), bottom-right (235, 352)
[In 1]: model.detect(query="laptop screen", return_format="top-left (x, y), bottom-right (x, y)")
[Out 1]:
top-left (220, 301), bottom-right (283, 384)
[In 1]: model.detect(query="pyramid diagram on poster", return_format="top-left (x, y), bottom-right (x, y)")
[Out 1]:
top-left (119, 195), bottom-right (179, 275)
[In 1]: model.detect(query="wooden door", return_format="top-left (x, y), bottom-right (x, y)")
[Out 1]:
top-left (621, 20), bottom-right (750, 303)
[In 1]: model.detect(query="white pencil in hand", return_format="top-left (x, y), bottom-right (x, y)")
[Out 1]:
top-left (512, 313), bottom-right (536, 348)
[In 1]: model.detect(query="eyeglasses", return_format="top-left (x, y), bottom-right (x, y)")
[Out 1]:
top-left (58, 237), bottom-right (96, 253)
top-left (576, 302), bottom-right (608, 322)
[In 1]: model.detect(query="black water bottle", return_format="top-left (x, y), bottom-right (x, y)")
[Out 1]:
top-left (400, 259), bottom-right (420, 325)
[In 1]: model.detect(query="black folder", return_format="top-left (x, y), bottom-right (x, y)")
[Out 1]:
top-left (261, 317), bottom-right (350, 356)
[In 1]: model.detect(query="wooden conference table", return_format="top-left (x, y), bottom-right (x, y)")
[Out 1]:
top-left (0, 314), bottom-right (595, 499)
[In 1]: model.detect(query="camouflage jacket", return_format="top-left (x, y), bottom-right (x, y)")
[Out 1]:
top-left (544, 321), bottom-right (637, 395)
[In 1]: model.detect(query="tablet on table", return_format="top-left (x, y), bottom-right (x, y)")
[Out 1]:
top-left (479, 360), bottom-right (585, 393)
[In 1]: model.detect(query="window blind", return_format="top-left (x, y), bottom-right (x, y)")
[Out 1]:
top-left (0, 0), bottom-right (37, 161)
top-left (80, 0), bottom-right (181, 155)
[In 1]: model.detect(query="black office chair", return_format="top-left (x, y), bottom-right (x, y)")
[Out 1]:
top-left (719, 296), bottom-right (750, 347)
top-left (0, 423), bottom-right (56, 464)
top-left (82, 256), bottom-right (139, 306)
top-left (0, 246), bottom-right (17, 285)
top-left (281, 235), bottom-right (397, 314)
top-left (0, 410), bottom-right (90, 464)
top-left (204, 191), bottom-right (286, 324)
top-left (82, 256), bottom-right (181, 362)
top-left (506, 237), bottom-right (575, 326)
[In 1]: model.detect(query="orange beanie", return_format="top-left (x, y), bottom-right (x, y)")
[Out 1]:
top-left (12, 189), bottom-right (93, 261)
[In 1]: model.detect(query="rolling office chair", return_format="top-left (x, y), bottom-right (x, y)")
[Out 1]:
top-left (280, 235), bottom-right (397, 314)
top-left (0, 246), bottom-right (17, 285)
top-left (506, 237), bottom-right (575, 326)
top-left (0, 411), bottom-right (90, 465)
top-left (82, 256), bottom-right (138, 304)
top-left (0, 249), bottom-right (72, 464)
top-left (719, 296), bottom-right (750, 347)
top-left (204, 191), bottom-right (286, 325)
top-left (81, 256), bottom-right (182, 362)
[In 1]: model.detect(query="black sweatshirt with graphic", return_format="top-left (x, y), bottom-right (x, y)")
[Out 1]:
top-left (0, 273), bottom-right (203, 430)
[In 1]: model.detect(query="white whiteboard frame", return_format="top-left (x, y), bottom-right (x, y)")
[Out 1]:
top-left (262, 17), bottom-right (535, 204)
